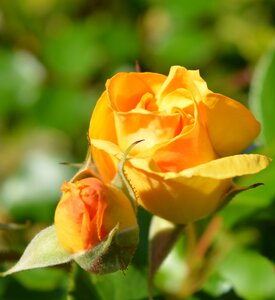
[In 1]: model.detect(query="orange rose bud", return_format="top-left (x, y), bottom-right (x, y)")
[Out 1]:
top-left (54, 177), bottom-right (137, 253)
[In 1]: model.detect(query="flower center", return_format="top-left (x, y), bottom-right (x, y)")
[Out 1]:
top-left (136, 92), bottom-right (158, 112)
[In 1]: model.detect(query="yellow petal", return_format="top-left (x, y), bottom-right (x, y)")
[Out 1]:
top-left (124, 164), bottom-right (232, 224)
top-left (89, 140), bottom-right (230, 223)
top-left (89, 92), bottom-right (117, 182)
top-left (126, 154), bottom-right (270, 223)
top-left (153, 112), bottom-right (217, 172)
top-left (107, 72), bottom-right (166, 112)
top-left (91, 139), bottom-right (121, 159)
top-left (176, 154), bottom-right (272, 179)
top-left (202, 93), bottom-right (260, 156)
top-left (157, 88), bottom-right (194, 113)
top-left (114, 110), bottom-right (181, 154)
top-left (90, 140), bottom-right (271, 224)
top-left (157, 66), bottom-right (209, 102)
top-left (89, 91), bottom-right (117, 143)
top-left (102, 185), bottom-right (137, 233)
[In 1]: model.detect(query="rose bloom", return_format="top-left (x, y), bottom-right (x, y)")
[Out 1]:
top-left (89, 66), bottom-right (269, 224)
top-left (54, 177), bottom-right (137, 253)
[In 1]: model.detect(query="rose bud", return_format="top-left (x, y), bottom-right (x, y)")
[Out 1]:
top-left (54, 177), bottom-right (138, 273)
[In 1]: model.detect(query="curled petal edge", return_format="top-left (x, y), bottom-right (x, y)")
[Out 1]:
top-left (91, 139), bottom-right (271, 180)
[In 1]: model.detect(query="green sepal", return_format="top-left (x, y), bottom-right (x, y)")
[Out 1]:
top-left (1, 225), bottom-right (71, 276)
top-left (74, 224), bottom-right (139, 274)
top-left (2, 223), bottom-right (139, 276)
top-left (112, 140), bottom-right (144, 213)
top-left (69, 149), bottom-right (99, 183)
top-left (216, 182), bottom-right (264, 213)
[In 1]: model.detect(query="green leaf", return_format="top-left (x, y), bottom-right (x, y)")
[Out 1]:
top-left (74, 224), bottom-right (139, 274)
top-left (1, 276), bottom-right (68, 300)
top-left (148, 216), bottom-right (184, 299)
top-left (14, 268), bottom-right (67, 291)
top-left (249, 37), bottom-right (275, 144)
top-left (1, 225), bottom-right (71, 276)
top-left (203, 272), bottom-right (231, 297)
top-left (91, 265), bottom-right (148, 300)
top-left (218, 248), bottom-right (275, 299)
top-left (67, 265), bottom-right (101, 300)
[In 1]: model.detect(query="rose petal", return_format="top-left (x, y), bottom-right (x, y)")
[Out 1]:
top-left (157, 66), bottom-right (210, 102)
top-left (90, 139), bottom-right (223, 224)
top-left (107, 72), bottom-right (166, 112)
top-left (202, 93), bottom-right (260, 156)
top-left (102, 185), bottom-right (137, 234)
top-left (153, 97), bottom-right (217, 172)
top-left (124, 164), bottom-right (232, 224)
top-left (157, 88), bottom-right (194, 113)
top-left (90, 140), bottom-right (271, 224)
top-left (114, 110), bottom-right (182, 154)
top-left (153, 119), bottom-right (217, 172)
top-left (55, 192), bottom-right (100, 253)
top-left (89, 92), bottom-right (117, 182)
top-left (125, 154), bottom-right (270, 223)
top-left (176, 154), bottom-right (271, 179)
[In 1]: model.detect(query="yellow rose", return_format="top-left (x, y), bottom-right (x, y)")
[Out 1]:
top-left (89, 66), bottom-right (270, 224)
top-left (54, 177), bottom-right (137, 253)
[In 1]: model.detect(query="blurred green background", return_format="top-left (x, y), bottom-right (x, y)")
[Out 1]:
top-left (0, 0), bottom-right (275, 299)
